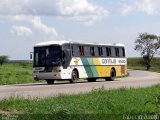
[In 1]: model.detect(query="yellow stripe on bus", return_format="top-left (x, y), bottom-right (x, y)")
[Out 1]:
top-left (93, 58), bottom-right (105, 77)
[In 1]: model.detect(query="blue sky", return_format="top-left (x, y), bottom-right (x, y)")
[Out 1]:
top-left (0, 0), bottom-right (160, 60)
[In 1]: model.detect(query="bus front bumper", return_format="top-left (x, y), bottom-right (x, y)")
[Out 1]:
top-left (33, 72), bottom-right (62, 80)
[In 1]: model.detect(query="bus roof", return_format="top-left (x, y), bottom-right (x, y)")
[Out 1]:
top-left (34, 40), bottom-right (125, 47)
top-left (35, 40), bottom-right (71, 47)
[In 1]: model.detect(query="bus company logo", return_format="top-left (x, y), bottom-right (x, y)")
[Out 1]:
top-left (74, 59), bottom-right (80, 65)
top-left (102, 59), bottom-right (116, 64)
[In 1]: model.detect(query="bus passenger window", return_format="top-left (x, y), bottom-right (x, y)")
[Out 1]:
top-left (115, 48), bottom-right (120, 57)
top-left (102, 47), bottom-right (106, 57)
top-left (80, 46), bottom-right (84, 56)
top-left (106, 47), bottom-right (111, 57)
top-left (122, 48), bottom-right (125, 57)
top-left (84, 46), bottom-right (92, 57)
top-left (72, 45), bottom-right (80, 57)
top-left (111, 47), bottom-right (116, 57)
top-left (94, 47), bottom-right (99, 57)
top-left (98, 47), bottom-right (103, 56)
top-left (90, 47), bottom-right (95, 56)
top-left (78, 46), bottom-right (82, 56)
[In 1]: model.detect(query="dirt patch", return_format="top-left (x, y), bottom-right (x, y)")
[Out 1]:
top-left (0, 109), bottom-right (22, 114)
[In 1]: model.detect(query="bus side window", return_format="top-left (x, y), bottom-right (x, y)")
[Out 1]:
top-left (84, 46), bottom-right (92, 57)
top-left (82, 46), bottom-right (84, 56)
top-left (79, 46), bottom-right (84, 56)
top-left (94, 46), bottom-right (99, 57)
top-left (98, 47), bottom-right (103, 56)
top-left (119, 47), bottom-right (124, 57)
top-left (72, 45), bottom-right (80, 57)
top-left (90, 46), bottom-right (95, 56)
top-left (102, 47), bottom-right (106, 57)
top-left (106, 47), bottom-right (111, 57)
top-left (101, 47), bottom-right (103, 56)
top-left (78, 46), bottom-right (82, 56)
top-left (115, 48), bottom-right (120, 57)
top-left (111, 47), bottom-right (116, 57)
top-left (122, 47), bottom-right (125, 57)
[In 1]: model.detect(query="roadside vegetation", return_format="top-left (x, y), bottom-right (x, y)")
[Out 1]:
top-left (128, 57), bottom-right (160, 73)
top-left (0, 85), bottom-right (159, 120)
top-left (0, 61), bottom-right (37, 85)
top-left (0, 55), bottom-right (9, 66)
top-left (134, 33), bottom-right (160, 70)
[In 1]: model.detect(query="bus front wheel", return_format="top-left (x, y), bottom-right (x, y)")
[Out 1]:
top-left (70, 70), bottom-right (78, 83)
top-left (46, 79), bottom-right (55, 85)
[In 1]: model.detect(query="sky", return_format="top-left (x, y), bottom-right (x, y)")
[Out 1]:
top-left (0, 0), bottom-right (160, 60)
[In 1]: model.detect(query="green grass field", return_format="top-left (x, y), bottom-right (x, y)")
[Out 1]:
top-left (0, 85), bottom-right (159, 120)
top-left (128, 57), bottom-right (160, 73)
top-left (0, 62), bottom-right (38, 85)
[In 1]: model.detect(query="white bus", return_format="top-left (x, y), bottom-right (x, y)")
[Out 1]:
top-left (32, 41), bottom-right (127, 84)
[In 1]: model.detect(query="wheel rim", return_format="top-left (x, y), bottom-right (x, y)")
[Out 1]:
top-left (71, 70), bottom-right (79, 82)
top-left (72, 71), bottom-right (78, 81)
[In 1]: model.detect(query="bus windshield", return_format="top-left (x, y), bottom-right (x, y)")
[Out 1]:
top-left (34, 45), bottom-right (62, 67)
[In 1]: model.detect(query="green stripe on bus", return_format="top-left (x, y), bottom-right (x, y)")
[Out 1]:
top-left (81, 58), bottom-right (98, 78)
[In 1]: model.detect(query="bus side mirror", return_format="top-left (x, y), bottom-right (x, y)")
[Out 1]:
top-left (30, 52), bottom-right (33, 59)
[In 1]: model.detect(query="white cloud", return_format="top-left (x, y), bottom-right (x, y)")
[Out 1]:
top-left (57, 0), bottom-right (108, 25)
top-left (120, 4), bottom-right (132, 15)
top-left (31, 16), bottom-right (58, 36)
top-left (58, 1), bottom-right (107, 16)
top-left (134, 0), bottom-right (160, 15)
top-left (105, 0), bottom-right (160, 16)
top-left (10, 25), bottom-right (32, 36)
top-left (4, 15), bottom-right (58, 39)
top-left (0, 0), bottom-right (108, 24)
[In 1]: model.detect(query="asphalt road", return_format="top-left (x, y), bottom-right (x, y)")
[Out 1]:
top-left (0, 70), bottom-right (160, 100)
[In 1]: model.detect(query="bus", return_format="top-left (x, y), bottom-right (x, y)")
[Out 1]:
top-left (32, 40), bottom-right (127, 84)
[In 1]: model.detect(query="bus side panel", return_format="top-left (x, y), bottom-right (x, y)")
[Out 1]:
top-left (61, 66), bottom-right (88, 79)
top-left (69, 57), bottom-right (127, 79)
top-left (60, 66), bottom-right (72, 79)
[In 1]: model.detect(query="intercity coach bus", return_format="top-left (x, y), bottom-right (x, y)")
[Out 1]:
top-left (32, 41), bottom-right (127, 84)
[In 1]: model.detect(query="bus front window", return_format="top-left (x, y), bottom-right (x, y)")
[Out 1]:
top-left (46, 46), bottom-right (62, 66)
top-left (33, 45), bottom-right (62, 67)
top-left (34, 47), bottom-right (46, 67)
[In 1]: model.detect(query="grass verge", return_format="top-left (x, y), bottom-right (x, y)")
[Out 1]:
top-left (128, 57), bottom-right (160, 73)
top-left (0, 85), bottom-right (159, 120)
top-left (0, 62), bottom-right (39, 85)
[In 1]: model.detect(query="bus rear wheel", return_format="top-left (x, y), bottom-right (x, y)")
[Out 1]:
top-left (70, 70), bottom-right (78, 83)
top-left (46, 79), bottom-right (55, 85)
top-left (105, 69), bottom-right (116, 81)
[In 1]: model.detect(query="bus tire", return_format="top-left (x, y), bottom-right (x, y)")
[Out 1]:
top-left (87, 78), bottom-right (96, 82)
top-left (70, 69), bottom-right (79, 83)
top-left (46, 79), bottom-right (55, 85)
top-left (105, 69), bottom-right (116, 81)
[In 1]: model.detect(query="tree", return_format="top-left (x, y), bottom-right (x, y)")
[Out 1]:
top-left (135, 33), bottom-right (160, 70)
top-left (0, 55), bottom-right (9, 65)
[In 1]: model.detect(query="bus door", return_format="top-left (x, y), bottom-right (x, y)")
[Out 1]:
top-left (62, 44), bottom-right (72, 68)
